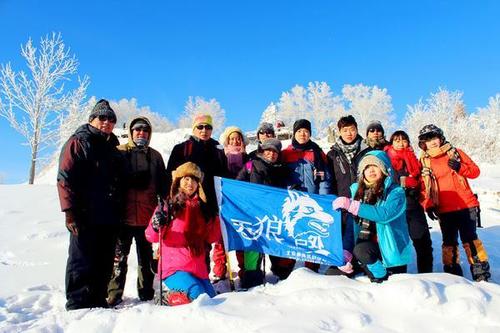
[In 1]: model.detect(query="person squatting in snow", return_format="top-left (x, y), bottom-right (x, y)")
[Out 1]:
top-left (418, 124), bottom-right (491, 281)
top-left (332, 150), bottom-right (413, 283)
top-left (145, 162), bottom-right (222, 305)
top-left (107, 117), bottom-right (169, 307)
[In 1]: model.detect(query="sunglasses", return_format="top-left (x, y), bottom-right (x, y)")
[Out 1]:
top-left (97, 115), bottom-right (116, 123)
top-left (368, 128), bottom-right (382, 133)
top-left (132, 125), bottom-right (150, 132)
top-left (195, 124), bottom-right (213, 130)
top-left (258, 130), bottom-right (274, 135)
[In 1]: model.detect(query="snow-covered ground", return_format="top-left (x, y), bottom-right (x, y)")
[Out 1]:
top-left (2, 131), bottom-right (500, 332)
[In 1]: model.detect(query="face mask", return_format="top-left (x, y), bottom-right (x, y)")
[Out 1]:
top-left (134, 137), bottom-right (148, 147)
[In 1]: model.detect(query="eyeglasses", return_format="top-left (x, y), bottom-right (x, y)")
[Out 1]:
top-left (368, 128), bottom-right (382, 133)
top-left (258, 130), bottom-right (274, 135)
top-left (132, 125), bottom-right (150, 133)
top-left (97, 115), bottom-right (116, 123)
top-left (195, 124), bottom-right (213, 130)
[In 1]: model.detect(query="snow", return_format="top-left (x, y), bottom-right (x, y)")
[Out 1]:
top-left (3, 132), bottom-right (500, 332)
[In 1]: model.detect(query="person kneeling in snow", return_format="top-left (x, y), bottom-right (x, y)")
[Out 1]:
top-left (332, 151), bottom-right (412, 283)
top-left (145, 162), bottom-right (221, 305)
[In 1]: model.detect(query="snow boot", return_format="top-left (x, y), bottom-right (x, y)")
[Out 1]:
top-left (463, 240), bottom-right (490, 281)
top-left (164, 291), bottom-right (191, 306)
top-left (442, 245), bottom-right (463, 276)
top-left (470, 261), bottom-right (491, 282)
top-left (364, 260), bottom-right (389, 283)
top-left (240, 270), bottom-right (264, 289)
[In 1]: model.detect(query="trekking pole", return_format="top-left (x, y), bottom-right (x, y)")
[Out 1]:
top-left (474, 194), bottom-right (483, 228)
top-left (262, 254), bottom-right (267, 286)
top-left (157, 195), bottom-right (165, 305)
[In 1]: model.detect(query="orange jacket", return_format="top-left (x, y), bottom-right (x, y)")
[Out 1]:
top-left (420, 148), bottom-right (479, 213)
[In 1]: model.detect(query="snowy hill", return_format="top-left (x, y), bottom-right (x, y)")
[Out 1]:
top-left (1, 166), bottom-right (500, 332)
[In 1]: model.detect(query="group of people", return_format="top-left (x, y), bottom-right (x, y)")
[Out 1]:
top-left (57, 99), bottom-right (491, 310)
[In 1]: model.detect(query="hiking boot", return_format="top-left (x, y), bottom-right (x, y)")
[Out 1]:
top-left (471, 261), bottom-right (491, 282)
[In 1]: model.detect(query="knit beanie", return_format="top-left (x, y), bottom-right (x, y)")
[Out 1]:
top-left (220, 126), bottom-right (248, 146)
top-left (257, 122), bottom-right (275, 135)
top-left (258, 138), bottom-right (282, 153)
top-left (293, 119), bottom-right (312, 136)
top-left (131, 119), bottom-right (150, 131)
top-left (357, 154), bottom-right (389, 180)
top-left (88, 99), bottom-right (117, 123)
top-left (366, 120), bottom-right (384, 135)
top-left (192, 114), bottom-right (213, 129)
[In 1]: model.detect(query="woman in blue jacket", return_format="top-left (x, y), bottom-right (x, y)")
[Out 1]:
top-left (332, 150), bottom-right (412, 282)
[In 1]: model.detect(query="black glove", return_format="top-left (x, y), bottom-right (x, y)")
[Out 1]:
top-left (151, 210), bottom-right (167, 232)
top-left (448, 159), bottom-right (461, 172)
top-left (426, 208), bottom-right (439, 221)
top-left (65, 211), bottom-right (79, 236)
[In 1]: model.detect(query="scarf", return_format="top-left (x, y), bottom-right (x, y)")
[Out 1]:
top-left (335, 135), bottom-right (362, 164)
top-left (291, 139), bottom-right (326, 172)
top-left (182, 195), bottom-right (209, 257)
top-left (225, 144), bottom-right (246, 176)
top-left (419, 142), bottom-right (462, 208)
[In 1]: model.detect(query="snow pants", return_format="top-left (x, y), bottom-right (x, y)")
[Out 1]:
top-left (163, 271), bottom-right (216, 301)
top-left (107, 225), bottom-right (155, 302)
top-left (439, 207), bottom-right (490, 280)
top-left (65, 225), bottom-right (118, 310)
top-left (353, 240), bottom-right (407, 277)
top-left (406, 198), bottom-right (433, 273)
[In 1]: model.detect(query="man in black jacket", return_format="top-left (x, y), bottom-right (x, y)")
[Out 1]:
top-left (326, 115), bottom-right (370, 275)
top-left (57, 99), bottom-right (125, 310)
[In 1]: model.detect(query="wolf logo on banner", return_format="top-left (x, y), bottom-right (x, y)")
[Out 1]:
top-left (218, 178), bottom-right (342, 266)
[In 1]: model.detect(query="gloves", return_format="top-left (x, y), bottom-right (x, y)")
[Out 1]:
top-left (448, 159), bottom-right (461, 172)
top-left (348, 200), bottom-right (361, 216)
top-left (426, 207), bottom-right (439, 221)
top-left (332, 197), bottom-right (361, 216)
top-left (151, 209), bottom-right (167, 232)
top-left (65, 211), bottom-right (79, 236)
top-left (338, 250), bottom-right (354, 274)
top-left (332, 197), bottom-right (351, 210)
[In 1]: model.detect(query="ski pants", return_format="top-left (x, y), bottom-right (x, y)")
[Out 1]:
top-left (406, 202), bottom-right (433, 273)
top-left (353, 240), bottom-right (407, 275)
top-left (107, 225), bottom-right (155, 301)
top-left (439, 207), bottom-right (488, 266)
top-left (163, 271), bottom-right (215, 300)
top-left (65, 224), bottom-right (117, 310)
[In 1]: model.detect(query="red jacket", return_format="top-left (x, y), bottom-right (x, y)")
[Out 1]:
top-left (420, 148), bottom-right (480, 213)
top-left (384, 146), bottom-right (422, 189)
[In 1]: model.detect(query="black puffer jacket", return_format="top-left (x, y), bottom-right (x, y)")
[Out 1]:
top-left (166, 136), bottom-right (228, 213)
top-left (326, 139), bottom-right (370, 197)
top-left (57, 124), bottom-right (126, 226)
top-left (236, 156), bottom-right (289, 188)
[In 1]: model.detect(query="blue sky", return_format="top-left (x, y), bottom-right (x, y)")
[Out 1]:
top-left (1, 0), bottom-right (499, 183)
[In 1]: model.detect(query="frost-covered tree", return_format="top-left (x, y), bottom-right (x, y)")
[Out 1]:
top-left (109, 98), bottom-right (174, 132)
top-left (264, 82), bottom-right (393, 139)
top-left (471, 93), bottom-right (500, 162)
top-left (58, 79), bottom-right (92, 146)
top-left (342, 84), bottom-right (394, 134)
top-left (260, 102), bottom-right (278, 125)
top-left (0, 33), bottom-right (88, 184)
top-left (178, 96), bottom-right (226, 135)
top-left (402, 88), bottom-right (467, 151)
top-left (278, 85), bottom-right (310, 128)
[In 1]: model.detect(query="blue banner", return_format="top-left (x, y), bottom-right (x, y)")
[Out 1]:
top-left (218, 178), bottom-right (343, 266)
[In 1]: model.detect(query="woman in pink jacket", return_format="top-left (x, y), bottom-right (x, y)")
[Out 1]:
top-left (145, 162), bottom-right (221, 306)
